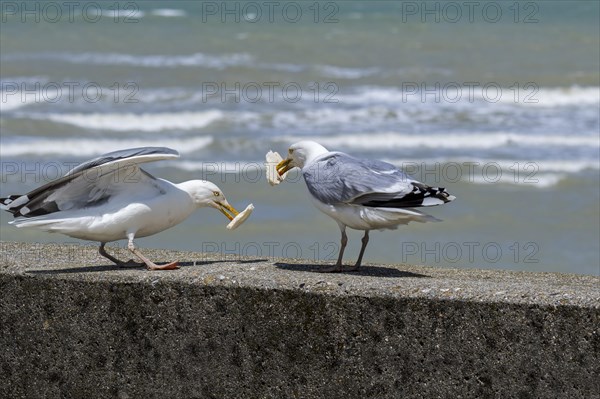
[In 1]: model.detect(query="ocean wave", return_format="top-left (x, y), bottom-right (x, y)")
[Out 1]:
top-left (66, 52), bottom-right (252, 69)
top-left (502, 86), bottom-right (600, 107)
top-left (337, 85), bottom-right (600, 107)
top-left (175, 161), bottom-right (263, 173)
top-left (1, 84), bottom-right (147, 112)
top-left (384, 158), bottom-right (600, 173)
top-left (0, 76), bottom-right (49, 85)
top-left (468, 174), bottom-right (567, 188)
top-left (3, 52), bottom-right (253, 69)
top-left (1, 53), bottom-right (392, 80)
top-left (6, 83), bottom-right (593, 118)
top-left (1, 77), bottom-right (50, 111)
top-left (378, 157), bottom-right (589, 188)
top-left (381, 157), bottom-right (597, 188)
top-left (336, 87), bottom-right (406, 105)
top-left (268, 93), bottom-right (597, 133)
top-left (315, 65), bottom-right (380, 79)
top-left (280, 132), bottom-right (600, 150)
top-left (0, 136), bottom-right (213, 157)
top-left (87, 8), bottom-right (146, 19)
top-left (523, 159), bottom-right (600, 172)
top-left (171, 157), bottom-right (599, 174)
top-left (5, 100), bottom-right (598, 138)
top-left (160, 157), bottom-right (587, 189)
top-left (272, 107), bottom-right (407, 128)
top-left (32, 110), bottom-right (224, 132)
top-left (126, 88), bottom-right (193, 104)
top-left (0, 83), bottom-right (199, 112)
top-left (0, 93), bottom-right (37, 112)
top-left (150, 9), bottom-right (187, 17)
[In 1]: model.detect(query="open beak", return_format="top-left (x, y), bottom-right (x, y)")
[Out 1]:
top-left (215, 201), bottom-right (239, 221)
top-left (276, 158), bottom-right (293, 176)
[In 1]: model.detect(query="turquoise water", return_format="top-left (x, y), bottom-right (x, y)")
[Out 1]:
top-left (1, 1), bottom-right (599, 274)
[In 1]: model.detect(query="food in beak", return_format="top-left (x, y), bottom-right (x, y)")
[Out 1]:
top-left (227, 203), bottom-right (255, 230)
top-left (276, 158), bottom-right (292, 176)
top-left (266, 151), bottom-right (289, 186)
top-left (217, 202), bottom-right (239, 221)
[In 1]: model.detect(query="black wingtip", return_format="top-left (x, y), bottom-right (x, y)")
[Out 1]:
top-left (1, 195), bottom-right (24, 215)
top-left (429, 186), bottom-right (456, 203)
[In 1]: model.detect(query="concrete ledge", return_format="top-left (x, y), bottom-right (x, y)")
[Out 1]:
top-left (1, 242), bottom-right (598, 398)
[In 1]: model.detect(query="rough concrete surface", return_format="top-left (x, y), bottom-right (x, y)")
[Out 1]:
top-left (0, 241), bottom-right (598, 399)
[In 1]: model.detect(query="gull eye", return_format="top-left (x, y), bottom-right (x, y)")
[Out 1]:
top-left (213, 191), bottom-right (220, 197)
top-left (289, 149), bottom-right (294, 154)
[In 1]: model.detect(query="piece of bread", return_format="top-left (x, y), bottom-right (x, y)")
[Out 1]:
top-left (265, 151), bottom-right (288, 186)
top-left (226, 204), bottom-right (255, 230)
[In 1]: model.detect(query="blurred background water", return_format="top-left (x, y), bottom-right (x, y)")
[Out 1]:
top-left (1, 1), bottom-right (598, 274)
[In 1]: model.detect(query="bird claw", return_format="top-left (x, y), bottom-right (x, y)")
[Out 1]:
top-left (146, 261), bottom-right (180, 271)
top-left (345, 264), bottom-right (361, 272)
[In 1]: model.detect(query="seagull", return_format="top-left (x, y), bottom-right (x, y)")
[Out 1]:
top-left (1, 147), bottom-right (242, 270)
top-left (276, 141), bottom-right (456, 272)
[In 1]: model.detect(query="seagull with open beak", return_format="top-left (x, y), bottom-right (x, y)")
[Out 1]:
top-left (1, 147), bottom-right (247, 271)
top-left (275, 141), bottom-right (455, 272)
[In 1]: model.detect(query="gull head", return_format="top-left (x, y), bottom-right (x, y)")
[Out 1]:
top-left (180, 180), bottom-right (239, 221)
top-left (277, 141), bottom-right (329, 175)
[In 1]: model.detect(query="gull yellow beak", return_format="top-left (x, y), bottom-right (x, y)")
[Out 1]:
top-left (216, 201), bottom-right (239, 221)
top-left (276, 158), bottom-right (293, 176)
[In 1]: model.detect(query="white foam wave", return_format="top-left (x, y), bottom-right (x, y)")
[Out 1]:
top-left (134, 88), bottom-right (193, 103)
top-left (383, 158), bottom-right (597, 189)
top-left (281, 132), bottom-right (600, 150)
top-left (338, 86), bottom-right (600, 107)
top-left (526, 159), bottom-right (600, 172)
top-left (0, 93), bottom-right (37, 112)
top-left (175, 161), bottom-right (263, 173)
top-left (150, 9), bottom-right (187, 17)
top-left (469, 174), bottom-right (566, 188)
top-left (1, 78), bottom-right (51, 111)
top-left (36, 110), bottom-right (224, 132)
top-left (0, 76), bottom-right (49, 85)
top-left (316, 65), bottom-right (380, 79)
top-left (0, 54), bottom-right (405, 80)
top-left (514, 87), bottom-right (600, 107)
top-left (87, 9), bottom-right (145, 19)
top-left (6, 52), bottom-right (253, 69)
top-left (0, 136), bottom-right (213, 157)
top-left (381, 158), bottom-right (582, 188)
top-left (337, 87), bottom-right (405, 105)
top-left (1, 84), bottom-right (147, 111)
top-left (151, 156), bottom-right (591, 188)
top-left (273, 107), bottom-right (404, 128)
top-left (73, 52), bottom-right (252, 68)
top-left (385, 158), bottom-right (600, 173)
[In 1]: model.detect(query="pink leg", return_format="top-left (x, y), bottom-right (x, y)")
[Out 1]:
top-left (127, 236), bottom-right (179, 271)
top-left (345, 230), bottom-right (369, 272)
top-left (319, 228), bottom-right (348, 273)
top-left (99, 242), bottom-right (143, 267)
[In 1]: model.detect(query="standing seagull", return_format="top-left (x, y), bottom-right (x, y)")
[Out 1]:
top-left (276, 141), bottom-right (455, 272)
top-left (1, 147), bottom-right (243, 270)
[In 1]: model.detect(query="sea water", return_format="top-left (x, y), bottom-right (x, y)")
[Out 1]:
top-left (1, 1), bottom-right (598, 274)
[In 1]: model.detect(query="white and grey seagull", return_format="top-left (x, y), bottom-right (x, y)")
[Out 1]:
top-left (1, 147), bottom-right (245, 270)
top-left (276, 141), bottom-right (456, 272)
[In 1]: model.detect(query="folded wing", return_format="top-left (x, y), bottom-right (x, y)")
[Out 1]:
top-left (303, 153), bottom-right (455, 208)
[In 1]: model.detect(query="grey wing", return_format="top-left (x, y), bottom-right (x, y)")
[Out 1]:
top-left (303, 153), bottom-right (454, 208)
top-left (303, 153), bottom-right (412, 203)
top-left (1, 147), bottom-right (178, 218)
top-left (67, 146), bottom-right (179, 175)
